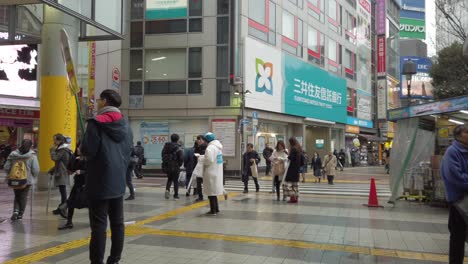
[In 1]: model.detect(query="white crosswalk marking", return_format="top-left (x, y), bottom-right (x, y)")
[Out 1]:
top-left (223, 180), bottom-right (391, 197)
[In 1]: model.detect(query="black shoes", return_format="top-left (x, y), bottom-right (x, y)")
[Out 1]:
top-left (125, 195), bottom-right (135, 201)
top-left (195, 198), bottom-right (204, 202)
top-left (52, 208), bottom-right (61, 215)
top-left (243, 189), bottom-right (248, 193)
top-left (10, 213), bottom-right (19, 221)
top-left (58, 222), bottom-right (74, 230)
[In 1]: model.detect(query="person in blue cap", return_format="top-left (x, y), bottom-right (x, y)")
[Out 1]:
top-left (200, 132), bottom-right (224, 215)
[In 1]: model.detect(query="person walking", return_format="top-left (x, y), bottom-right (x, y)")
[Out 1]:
top-left (5, 139), bottom-right (39, 221)
top-left (338, 149), bottom-right (346, 171)
top-left (300, 151), bottom-right (309, 183)
top-left (81, 89), bottom-right (133, 264)
top-left (125, 149), bottom-right (138, 201)
top-left (323, 151), bottom-right (337, 185)
top-left (49, 133), bottom-right (72, 216)
top-left (58, 144), bottom-right (88, 230)
top-left (270, 140), bottom-right (288, 201)
top-left (263, 143), bottom-right (273, 176)
top-left (184, 141), bottom-right (197, 197)
top-left (133, 141), bottom-right (144, 179)
top-left (441, 124), bottom-right (468, 264)
top-left (311, 152), bottom-right (322, 183)
top-left (200, 132), bottom-right (224, 215)
top-left (283, 137), bottom-right (304, 203)
top-left (161, 134), bottom-right (184, 200)
top-left (242, 143), bottom-right (261, 193)
top-left (194, 135), bottom-right (207, 201)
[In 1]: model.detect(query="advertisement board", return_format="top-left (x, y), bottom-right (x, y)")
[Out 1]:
top-left (401, 0), bottom-right (425, 20)
top-left (245, 37), bottom-right (347, 123)
top-left (400, 56), bottom-right (433, 99)
top-left (376, 0), bottom-right (386, 35)
top-left (146, 0), bottom-right (187, 20)
top-left (357, 92), bottom-right (372, 121)
top-left (377, 79), bottom-right (387, 120)
top-left (356, 0), bottom-right (372, 94)
top-left (346, 116), bottom-right (373, 129)
top-left (400, 18), bottom-right (425, 39)
top-left (0, 44), bottom-right (37, 98)
top-left (388, 96), bottom-right (468, 121)
top-left (140, 122), bottom-right (169, 165)
top-left (377, 36), bottom-right (386, 77)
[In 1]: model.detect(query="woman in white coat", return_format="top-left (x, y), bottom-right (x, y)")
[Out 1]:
top-left (270, 140), bottom-right (288, 201)
top-left (201, 132), bottom-right (224, 216)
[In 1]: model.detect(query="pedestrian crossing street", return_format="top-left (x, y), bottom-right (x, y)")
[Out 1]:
top-left (223, 180), bottom-right (391, 197)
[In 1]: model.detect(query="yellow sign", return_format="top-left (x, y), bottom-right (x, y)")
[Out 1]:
top-left (346, 125), bottom-right (360, 134)
top-left (60, 29), bottom-right (79, 94)
top-left (439, 127), bottom-right (449, 138)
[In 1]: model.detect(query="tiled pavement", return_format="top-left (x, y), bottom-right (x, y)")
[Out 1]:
top-left (0, 167), bottom-right (464, 264)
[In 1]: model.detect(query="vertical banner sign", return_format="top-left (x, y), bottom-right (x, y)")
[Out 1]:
top-left (356, 0), bottom-right (372, 94)
top-left (377, 36), bottom-right (386, 77)
top-left (377, 79), bottom-right (387, 119)
top-left (376, 0), bottom-right (386, 35)
top-left (212, 119), bottom-right (236, 157)
top-left (88, 41), bottom-right (96, 116)
top-left (140, 122), bottom-right (169, 165)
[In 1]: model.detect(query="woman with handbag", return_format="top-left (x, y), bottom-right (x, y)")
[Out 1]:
top-left (283, 137), bottom-right (304, 203)
top-left (270, 141), bottom-right (288, 201)
top-left (58, 144), bottom-right (88, 230)
top-left (311, 152), bottom-right (322, 183)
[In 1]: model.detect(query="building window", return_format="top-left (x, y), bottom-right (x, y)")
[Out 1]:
top-left (216, 79), bottom-right (230, 106)
top-left (282, 12), bottom-right (303, 57)
top-left (130, 22), bottom-right (143, 47)
top-left (189, 18), bottom-right (203, 32)
top-left (145, 49), bottom-right (187, 80)
top-left (307, 0), bottom-right (325, 22)
top-left (129, 81), bottom-right (143, 95)
top-left (188, 80), bottom-right (202, 94)
top-left (248, 0), bottom-right (276, 45)
top-left (188, 47), bottom-right (202, 78)
top-left (288, 0), bottom-right (303, 8)
top-left (307, 26), bottom-right (324, 67)
top-left (189, 0), bottom-right (203, 16)
top-left (344, 11), bottom-right (356, 44)
top-left (327, 0), bottom-right (341, 34)
top-left (217, 17), bottom-right (229, 44)
top-left (145, 20), bottom-right (187, 34)
top-left (144, 81), bottom-right (186, 94)
top-left (131, 0), bottom-right (143, 20)
top-left (327, 38), bottom-right (340, 73)
top-left (344, 49), bottom-right (355, 80)
top-left (130, 50), bottom-right (143, 79)
top-left (216, 46), bottom-right (228, 78)
top-left (218, 0), bottom-right (229, 15)
top-left (145, 0), bottom-right (203, 34)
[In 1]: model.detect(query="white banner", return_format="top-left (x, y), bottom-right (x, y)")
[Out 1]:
top-left (377, 79), bottom-right (387, 120)
top-left (357, 93), bottom-right (372, 120)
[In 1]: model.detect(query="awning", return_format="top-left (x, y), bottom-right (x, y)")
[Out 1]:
top-left (0, 97), bottom-right (39, 110)
top-left (359, 134), bottom-right (386, 142)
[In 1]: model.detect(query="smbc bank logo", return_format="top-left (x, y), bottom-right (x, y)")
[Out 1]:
top-left (400, 24), bottom-right (425, 33)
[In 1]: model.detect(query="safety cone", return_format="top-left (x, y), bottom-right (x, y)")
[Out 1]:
top-left (363, 177), bottom-right (384, 208)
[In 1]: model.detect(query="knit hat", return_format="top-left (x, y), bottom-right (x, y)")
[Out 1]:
top-left (204, 132), bottom-right (215, 142)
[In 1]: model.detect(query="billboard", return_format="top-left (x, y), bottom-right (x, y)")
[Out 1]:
top-left (0, 44), bottom-right (37, 98)
top-left (400, 18), bottom-right (425, 39)
top-left (244, 37), bottom-right (347, 123)
top-left (146, 0), bottom-right (188, 20)
top-left (376, 0), bottom-right (386, 35)
top-left (400, 56), bottom-right (433, 99)
top-left (400, 0), bottom-right (425, 20)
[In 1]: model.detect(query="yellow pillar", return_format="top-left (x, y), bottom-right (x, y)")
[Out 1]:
top-left (37, 5), bottom-right (79, 189)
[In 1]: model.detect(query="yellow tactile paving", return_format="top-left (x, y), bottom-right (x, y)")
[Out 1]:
top-left (2, 191), bottom-right (462, 264)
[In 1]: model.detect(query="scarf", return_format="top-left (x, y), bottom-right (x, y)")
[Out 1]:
top-left (97, 106), bottom-right (121, 115)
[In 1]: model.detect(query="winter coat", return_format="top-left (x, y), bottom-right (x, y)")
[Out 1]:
top-left (50, 144), bottom-right (72, 186)
top-left (81, 108), bottom-right (133, 200)
top-left (242, 151), bottom-right (261, 177)
top-left (134, 145), bottom-right (144, 163)
top-left (202, 140), bottom-right (224, 196)
top-left (311, 156), bottom-right (322, 176)
top-left (4, 149), bottom-right (39, 186)
top-left (184, 147), bottom-right (196, 175)
top-left (323, 154), bottom-right (337, 176)
top-left (285, 148), bottom-right (303, 182)
top-left (270, 149), bottom-right (288, 180)
top-left (441, 140), bottom-right (468, 203)
top-left (262, 147), bottom-right (273, 164)
top-left (161, 142), bottom-right (184, 174)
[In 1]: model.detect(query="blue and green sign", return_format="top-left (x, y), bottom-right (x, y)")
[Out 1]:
top-left (146, 0), bottom-right (188, 20)
top-left (283, 54), bottom-right (347, 123)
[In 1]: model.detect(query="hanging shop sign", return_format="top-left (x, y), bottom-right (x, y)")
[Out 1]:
top-left (377, 36), bottom-right (386, 77)
top-left (377, 79), bottom-right (387, 120)
top-left (347, 116), bottom-right (373, 129)
top-left (376, 0), bottom-right (386, 35)
top-left (400, 18), bottom-right (425, 39)
top-left (388, 96), bottom-right (468, 121)
top-left (346, 125), bottom-right (360, 134)
top-left (146, 0), bottom-right (188, 20)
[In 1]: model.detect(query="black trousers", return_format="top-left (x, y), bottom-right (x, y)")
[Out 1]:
top-left (265, 161), bottom-right (272, 175)
top-left (449, 205), bottom-right (466, 264)
top-left (327, 175), bottom-right (334, 184)
top-left (273, 176), bottom-right (281, 199)
top-left (126, 164), bottom-right (135, 196)
top-left (58, 185), bottom-right (67, 204)
top-left (208, 196), bottom-right (219, 214)
top-left (13, 185), bottom-right (30, 215)
top-left (196, 178), bottom-right (203, 200)
top-left (88, 197), bottom-right (124, 264)
top-left (134, 163), bottom-right (143, 177)
top-left (242, 175), bottom-right (260, 191)
top-left (165, 171), bottom-right (179, 197)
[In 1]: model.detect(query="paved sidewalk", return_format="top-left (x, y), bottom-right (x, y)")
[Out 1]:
top-left (0, 166), bottom-right (463, 264)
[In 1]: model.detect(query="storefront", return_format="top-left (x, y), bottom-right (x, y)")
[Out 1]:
top-left (0, 107), bottom-right (40, 148)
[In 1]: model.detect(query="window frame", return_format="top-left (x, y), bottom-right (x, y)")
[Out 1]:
top-left (281, 11), bottom-right (303, 57)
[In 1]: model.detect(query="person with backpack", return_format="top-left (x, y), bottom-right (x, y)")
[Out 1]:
top-left (161, 134), bottom-right (184, 200)
top-left (133, 141), bottom-right (144, 179)
top-left (5, 139), bottom-right (39, 221)
top-left (58, 143), bottom-right (88, 230)
top-left (49, 133), bottom-right (73, 216)
top-left (81, 89), bottom-right (133, 264)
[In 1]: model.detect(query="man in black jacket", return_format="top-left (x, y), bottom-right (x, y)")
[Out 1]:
top-left (161, 134), bottom-right (184, 200)
top-left (81, 89), bottom-right (133, 264)
top-left (133, 141), bottom-right (144, 178)
top-left (242, 143), bottom-right (261, 193)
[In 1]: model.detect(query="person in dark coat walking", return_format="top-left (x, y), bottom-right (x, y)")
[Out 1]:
top-left (194, 135), bottom-right (207, 201)
top-left (125, 149), bottom-right (138, 201)
top-left (338, 149), bottom-right (346, 171)
top-left (161, 134), bottom-right (184, 200)
top-left (262, 143), bottom-right (273, 176)
top-left (311, 152), bottom-right (322, 183)
top-left (242, 143), bottom-right (261, 193)
top-left (81, 89), bottom-right (133, 264)
top-left (284, 137), bottom-right (304, 203)
top-left (184, 143), bottom-right (196, 196)
top-left (133, 141), bottom-right (144, 178)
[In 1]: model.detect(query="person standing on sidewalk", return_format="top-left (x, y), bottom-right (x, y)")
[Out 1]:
top-left (133, 141), bottom-right (144, 179)
top-left (125, 149), bottom-right (138, 201)
top-left (323, 151), bottom-right (337, 185)
top-left (5, 139), bottom-right (39, 221)
top-left (283, 137), bottom-right (304, 203)
top-left (194, 135), bottom-right (207, 201)
top-left (201, 132), bottom-right (224, 215)
top-left (311, 152), bottom-right (322, 183)
top-left (263, 143), bottom-right (273, 176)
top-left (441, 124), bottom-right (468, 264)
top-left (270, 140), bottom-right (288, 201)
top-left (242, 143), bottom-right (261, 193)
top-left (81, 89), bottom-right (133, 264)
top-left (161, 134), bottom-right (184, 200)
top-left (49, 133), bottom-right (72, 216)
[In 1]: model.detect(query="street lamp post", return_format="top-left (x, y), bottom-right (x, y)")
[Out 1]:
top-left (402, 60), bottom-right (417, 106)
top-left (234, 86), bottom-right (251, 176)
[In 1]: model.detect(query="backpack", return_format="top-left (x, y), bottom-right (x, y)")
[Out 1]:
top-left (162, 144), bottom-right (182, 173)
top-left (8, 158), bottom-right (29, 189)
top-left (63, 149), bottom-right (75, 174)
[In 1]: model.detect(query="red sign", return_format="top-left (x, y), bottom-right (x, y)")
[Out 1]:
top-left (112, 68), bottom-right (120, 82)
top-left (377, 36), bottom-right (386, 77)
top-left (0, 108), bottom-right (40, 119)
top-left (359, 0), bottom-right (371, 13)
